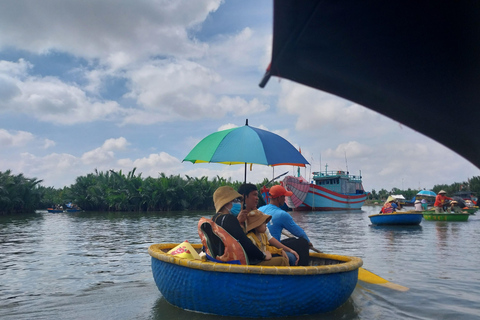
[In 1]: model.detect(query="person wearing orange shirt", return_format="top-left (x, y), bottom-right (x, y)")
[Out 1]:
top-left (434, 190), bottom-right (453, 213)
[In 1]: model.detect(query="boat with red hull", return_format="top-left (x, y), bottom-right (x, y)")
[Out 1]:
top-left (283, 168), bottom-right (368, 211)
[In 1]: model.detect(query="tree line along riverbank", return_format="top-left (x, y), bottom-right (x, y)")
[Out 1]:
top-left (1, 168), bottom-right (479, 215)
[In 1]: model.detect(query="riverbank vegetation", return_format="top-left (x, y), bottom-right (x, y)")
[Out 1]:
top-left (1, 169), bottom-right (480, 215)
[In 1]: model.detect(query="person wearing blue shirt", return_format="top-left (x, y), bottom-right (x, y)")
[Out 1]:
top-left (258, 185), bottom-right (313, 266)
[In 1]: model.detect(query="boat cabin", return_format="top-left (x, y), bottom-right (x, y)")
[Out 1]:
top-left (312, 170), bottom-right (365, 195)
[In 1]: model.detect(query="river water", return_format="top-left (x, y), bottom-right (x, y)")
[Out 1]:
top-left (1, 207), bottom-right (479, 320)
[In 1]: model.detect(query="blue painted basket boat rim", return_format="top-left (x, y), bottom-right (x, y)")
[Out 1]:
top-left (368, 212), bottom-right (424, 218)
top-left (148, 243), bottom-right (363, 275)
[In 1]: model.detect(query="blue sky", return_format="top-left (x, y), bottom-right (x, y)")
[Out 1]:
top-left (0, 0), bottom-right (478, 192)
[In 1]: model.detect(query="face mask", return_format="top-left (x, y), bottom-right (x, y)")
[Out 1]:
top-left (229, 202), bottom-right (242, 216)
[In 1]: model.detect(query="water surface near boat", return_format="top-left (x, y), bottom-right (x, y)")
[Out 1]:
top-left (1, 207), bottom-right (479, 319)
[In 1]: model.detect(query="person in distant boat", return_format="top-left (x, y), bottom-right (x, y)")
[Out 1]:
top-left (421, 198), bottom-right (428, 210)
top-left (381, 198), bottom-right (398, 213)
top-left (211, 186), bottom-right (267, 265)
top-left (258, 185), bottom-right (312, 266)
top-left (449, 201), bottom-right (462, 213)
top-left (414, 200), bottom-right (423, 211)
top-left (237, 183), bottom-right (300, 266)
top-left (434, 190), bottom-right (453, 213)
top-left (245, 210), bottom-right (289, 266)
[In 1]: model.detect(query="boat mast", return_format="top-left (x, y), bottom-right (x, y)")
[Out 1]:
top-left (344, 151), bottom-right (349, 174)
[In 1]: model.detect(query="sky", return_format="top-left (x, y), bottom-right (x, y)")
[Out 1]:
top-left (0, 0), bottom-right (479, 193)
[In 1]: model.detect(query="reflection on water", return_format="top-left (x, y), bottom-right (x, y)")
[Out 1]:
top-left (1, 208), bottom-right (480, 319)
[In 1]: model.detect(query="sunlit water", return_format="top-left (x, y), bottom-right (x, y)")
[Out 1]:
top-left (1, 207), bottom-right (479, 320)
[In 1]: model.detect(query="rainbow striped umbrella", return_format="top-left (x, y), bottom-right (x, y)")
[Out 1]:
top-left (183, 122), bottom-right (309, 182)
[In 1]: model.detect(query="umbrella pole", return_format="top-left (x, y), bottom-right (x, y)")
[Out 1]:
top-left (243, 162), bottom-right (247, 209)
top-left (244, 162), bottom-right (247, 185)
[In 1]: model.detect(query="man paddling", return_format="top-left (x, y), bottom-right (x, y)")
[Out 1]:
top-left (434, 190), bottom-right (453, 213)
top-left (237, 183), bottom-right (300, 266)
top-left (258, 185), bottom-right (312, 266)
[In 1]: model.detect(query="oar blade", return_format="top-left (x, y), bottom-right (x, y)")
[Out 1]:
top-left (358, 268), bottom-right (409, 292)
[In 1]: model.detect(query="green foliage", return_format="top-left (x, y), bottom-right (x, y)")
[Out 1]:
top-left (0, 170), bottom-right (43, 214)
top-left (3, 168), bottom-right (480, 214)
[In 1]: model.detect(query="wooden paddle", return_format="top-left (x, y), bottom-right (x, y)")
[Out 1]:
top-left (309, 246), bottom-right (409, 291)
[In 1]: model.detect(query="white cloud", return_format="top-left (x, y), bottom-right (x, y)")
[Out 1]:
top-left (324, 141), bottom-right (374, 159)
top-left (82, 137), bottom-right (129, 165)
top-left (121, 59), bottom-right (268, 124)
top-left (278, 81), bottom-right (387, 138)
top-left (0, 60), bottom-right (126, 123)
top-left (43, 139), bottom-right (56, 149)
top-left (14, 152), bottom-right (81, 187)
top-left (218, 96), bottom-right (269, 116)
top-left (0, 129), bottom-right (34, 147)
top-left (0, 0), bottom-right (222, 61)
top-left (126, 59), bottom-right (220, 116)
top-left (118, 152), bottom-right (182, 178)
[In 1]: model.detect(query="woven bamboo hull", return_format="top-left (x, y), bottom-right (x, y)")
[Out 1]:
top-left (423, 213), bottom-right (470, 221)
top-left (149, 243), bottom-right (363, 317)
top-left (369, 212), bottom-right (423, 225)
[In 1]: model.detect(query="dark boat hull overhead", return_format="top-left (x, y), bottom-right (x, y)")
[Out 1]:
top-left (261, 1), bottom-right (480, 168)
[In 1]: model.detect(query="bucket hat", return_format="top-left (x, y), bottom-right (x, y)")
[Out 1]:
top-left (213, 186), bottom-right (243, 213)
top-left (246, 210), bottom-right (272, 232)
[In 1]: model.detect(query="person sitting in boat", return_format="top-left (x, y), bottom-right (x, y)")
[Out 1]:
top-left (414, 200), bottom-right (423, 211)
top-left (421, 198), bottom-right (428, 210)
top-left (381, 197), bottom-right (398, 213)
top-left (211, 186), bottom-right (273, 265)
top-left (258, 184), bottom-right (312, 266)
top-left (237, 183), bottom-right (300, 266)
top-left (434, 190), bottom-right (453, 213)
top-left (245, 210), bottom-right (289, 266)
top-left (449, 201), bottom-right (463, 213)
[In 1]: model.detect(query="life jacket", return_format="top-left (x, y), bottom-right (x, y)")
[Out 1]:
top-left (381, 203), bottom-right (394, 213)
top-left (197, 217), bottom-right (248, 265)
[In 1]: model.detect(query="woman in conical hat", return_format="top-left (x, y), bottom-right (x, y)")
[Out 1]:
top-left (381, 196), bottom-right (398, 213)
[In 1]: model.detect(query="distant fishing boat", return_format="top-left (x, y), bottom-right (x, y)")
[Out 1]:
top-left (283, 167), bottom-right (368, 211)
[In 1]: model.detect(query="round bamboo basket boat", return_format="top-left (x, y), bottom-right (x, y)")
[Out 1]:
top-left (149, 243), bottom-right (363, 317)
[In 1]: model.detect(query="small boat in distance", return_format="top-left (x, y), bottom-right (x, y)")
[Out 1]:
top-left (283, 166), bottom-right (368, 211)
top-left (368, 211), bottom-right (423, 226)
top-left (423, 212), bottom-right (470, 222)
top-left (47, 208), bottom-right (64, 213)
